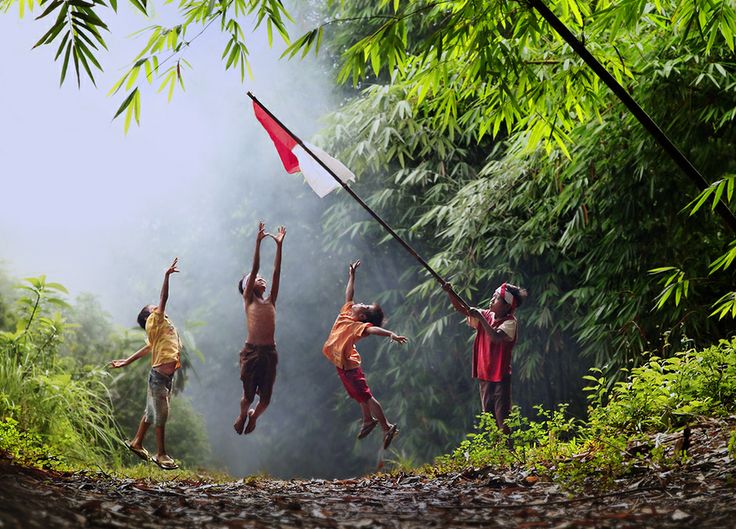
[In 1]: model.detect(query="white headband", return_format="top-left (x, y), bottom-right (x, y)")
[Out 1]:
top-left (495, 283), bottom-right (514, 305)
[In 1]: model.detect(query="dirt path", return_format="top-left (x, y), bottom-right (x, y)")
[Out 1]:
top-left (2, 421), bottom-right (735, 528)
top-left (1, 461), bottom-right (733, 529)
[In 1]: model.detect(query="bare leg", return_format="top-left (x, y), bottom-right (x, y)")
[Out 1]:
top-left (131, 416), bottom-right (150, 448)
top-left (234, 391), bottom-right (252, 435)
top-left (243, 398), bottom-right (269, 435)
top-left (367, 397), bottom-right (392, 432)
top-left (155, 426), bottom-right (167, 458)
top-left (359, 401), bottom-right (375, 426)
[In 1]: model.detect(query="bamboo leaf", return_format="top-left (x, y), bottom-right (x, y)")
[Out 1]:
top-left (60, 39), bottom-right (72, 85)
top-left (35, 0), bottom-right (62, 20)
top-left (127, 0), bottom-right (146, 15)
top-left (112, 88), bottom-right (138, 120)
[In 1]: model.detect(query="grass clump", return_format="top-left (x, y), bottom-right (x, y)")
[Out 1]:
top-left (0, 276), bottom-right (123, 469)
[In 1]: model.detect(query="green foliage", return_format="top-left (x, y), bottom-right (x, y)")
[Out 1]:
top-left (296, 0), bottom-right (736, 154)
top-left (649, 266), bottom-right (689, 310)
top-left (106, 0), bottom-right (292, 132)
top-left (0, 276), bottom-right (123, 467)
top-left (299, 5), bottom-right (736, 469)
top-left (585, 338), bottom-right (736, 435)
top-left (437, 338), bottom-right (736, 490)
top-left (440, 412), bottom-right (515, 470)
top-left (108, 461), bottom-right (232, 481)
top-left (0, 417), bottom-right (67, 470)
top-left (6, 0), bottom-right (293, 130)
top-left (675, 175), bottom-right (736, 319)
top-left (384, 448), bottom-right (418, 474)
top-left (32, 0), bottom-right (111, 88)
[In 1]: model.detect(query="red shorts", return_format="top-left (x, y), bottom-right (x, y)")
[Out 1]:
top-left (336, 366), bottom-right (373, 403)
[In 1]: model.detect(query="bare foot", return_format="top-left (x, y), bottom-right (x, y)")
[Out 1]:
top-left (243, 409), bottom-right (257, 435)
top-left (233, 414), bottom-right (248, 435)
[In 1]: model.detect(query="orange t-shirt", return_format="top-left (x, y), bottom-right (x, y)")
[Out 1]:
top-left (322, 302), bottom-right (372, 370)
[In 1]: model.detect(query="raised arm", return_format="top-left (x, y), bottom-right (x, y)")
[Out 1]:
top-left (244, 222), bottom-right (267, 303)
top-left (109, 344), bottom-right (151, 369)
top-left (157, 258), bottom-right (179, 315)
top-left (268, 226), bottom-right (286, 304)
top-left (443, 282), bottom-right (471, 317)
top-left (346, 260), bottom-right (360, 303)
top-left (364, 326), bottom-right (408, 344)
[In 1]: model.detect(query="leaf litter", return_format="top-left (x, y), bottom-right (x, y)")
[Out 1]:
top-left (1, 418), bottom-right (734, 528)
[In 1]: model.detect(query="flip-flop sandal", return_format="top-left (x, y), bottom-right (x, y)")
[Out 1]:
top-left (383, 424), bottom-right (399, 450)
top-left (126, 441), bottom-right (150, 462)
top-left (151, 455), bottom-right (179, 470)
top-left (357, 419), bottom-right (378, 440)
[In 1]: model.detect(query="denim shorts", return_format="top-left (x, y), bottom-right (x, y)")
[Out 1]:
top-left (143, 369), bottom-right (173, 427)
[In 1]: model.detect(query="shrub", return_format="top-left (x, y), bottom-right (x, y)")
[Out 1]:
top-left (436, 338), bottom-right (736, 490)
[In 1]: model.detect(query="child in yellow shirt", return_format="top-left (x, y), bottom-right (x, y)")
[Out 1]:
top-left (110, 258), bottom-right (181, 470)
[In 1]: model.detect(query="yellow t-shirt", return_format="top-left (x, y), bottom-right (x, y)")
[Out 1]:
top-left (322, 302), bottom-right (372, 370)
top-left (145, 311), bottom-right (181, 370)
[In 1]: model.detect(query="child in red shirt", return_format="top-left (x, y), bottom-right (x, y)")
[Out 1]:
top-left (445, 282), bottom-right (528, 434)
top-left (323, 260), bottom-right (408, 449)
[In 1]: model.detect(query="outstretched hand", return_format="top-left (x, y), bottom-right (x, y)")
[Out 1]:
top-left (109, 359), bottom-right (127, 369)
top-left (390, 333), bottom-right (408, 344)
top-left (256, 221), bottom-right (267, 242)
top-left (349, 260), bottom-right (361, 275)
top-left (269, 226), bottom-right (286, 244)
top-left (165, 258), bottom-right (180, 276)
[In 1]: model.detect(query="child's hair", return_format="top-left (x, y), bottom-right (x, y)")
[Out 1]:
top-left (505, 283), bottom-right (529, 308)
top-left (137, 305), bottom-right (153, 329)
top-left (238, 274), bottom-right (248, 295)
top-left (364, 303), bottom-right (385, 327)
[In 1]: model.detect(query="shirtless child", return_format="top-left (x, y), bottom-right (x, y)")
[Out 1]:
top-left (233, 221), bottom-right (285, 435)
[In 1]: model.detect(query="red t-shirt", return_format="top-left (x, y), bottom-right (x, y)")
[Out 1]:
top-left (472, 310), bottom-right (517, 382)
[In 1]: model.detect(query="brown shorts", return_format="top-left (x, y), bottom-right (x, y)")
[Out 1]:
top-left (479, 375), bottom-right (511, 434)
top-left (239, 343), bottom-right (278, 405)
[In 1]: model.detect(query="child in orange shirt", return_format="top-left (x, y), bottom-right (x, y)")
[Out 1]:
top-left (323, 260), bottom-right (407, 449)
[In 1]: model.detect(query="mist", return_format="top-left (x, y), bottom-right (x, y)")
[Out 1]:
top-left (1, 2), bottom-right (404, 478)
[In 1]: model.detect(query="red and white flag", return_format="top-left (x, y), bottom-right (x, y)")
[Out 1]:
top-left (252, 99), bottom-right (355, 197)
